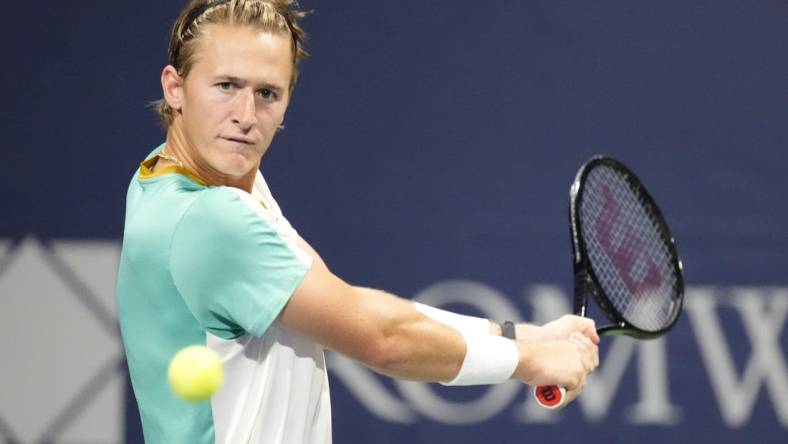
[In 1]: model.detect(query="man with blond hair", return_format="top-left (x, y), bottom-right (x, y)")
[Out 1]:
top-left (117, 1), bottom-right (600, 442)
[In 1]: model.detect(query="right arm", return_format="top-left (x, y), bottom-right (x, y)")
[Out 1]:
top-left (278, 239), bottom-right (599, 392)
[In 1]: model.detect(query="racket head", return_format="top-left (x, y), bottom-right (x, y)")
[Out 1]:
top-left (570, 156), bottom-right (684, 339)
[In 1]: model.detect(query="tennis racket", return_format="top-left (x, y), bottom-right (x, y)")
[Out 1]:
top-left (534, 155), bottom-right (684, 409)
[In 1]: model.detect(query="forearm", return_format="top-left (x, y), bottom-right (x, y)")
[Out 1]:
top-left (353, 287), bottom-right (531, 386)
top-left (351, 287), bottom-right (468, 382)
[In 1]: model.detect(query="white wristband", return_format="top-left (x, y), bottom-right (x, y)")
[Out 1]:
top-left (441, 333), bottom-right (519, 386)
top-left (413, 302), bottom-right (490, 336)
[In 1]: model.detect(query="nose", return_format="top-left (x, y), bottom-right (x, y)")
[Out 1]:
top-left (232, 89), bottom-right (256, 132)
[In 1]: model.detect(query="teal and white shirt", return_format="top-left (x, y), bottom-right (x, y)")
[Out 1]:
top-left (117, 147), bottom-right (331, 443)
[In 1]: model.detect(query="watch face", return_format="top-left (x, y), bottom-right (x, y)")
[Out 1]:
top-left (503, 321), bottom-right (516, 339)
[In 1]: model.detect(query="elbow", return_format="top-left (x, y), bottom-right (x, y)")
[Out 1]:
top-left (357, 325), bottom-right (407, 373)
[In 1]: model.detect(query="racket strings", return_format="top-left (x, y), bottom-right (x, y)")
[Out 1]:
top-left (579, 166), bottom-right (679, 332)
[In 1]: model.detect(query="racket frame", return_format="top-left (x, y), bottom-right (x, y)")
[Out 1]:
top-left (535, 155), bottom-right (686, 409)
top-left (569, 155), bottom-right (684, 339)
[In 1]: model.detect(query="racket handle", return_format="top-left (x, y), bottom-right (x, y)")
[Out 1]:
top-left (534, 385), bottom-right (567, 409)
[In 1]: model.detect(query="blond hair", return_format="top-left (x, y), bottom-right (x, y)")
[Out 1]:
top-left (155, 0), bottom-right (308, 127)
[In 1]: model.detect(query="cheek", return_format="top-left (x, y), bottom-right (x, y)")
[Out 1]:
top-left (186, 103), bottom-right (224, 136)
top-left (261, 105), bottom-right (287, 129)
top-left (185, 87), bottom-right (224, 119)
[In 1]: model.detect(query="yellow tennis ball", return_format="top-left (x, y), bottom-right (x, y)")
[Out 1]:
top-left (168, 345), bottom-right (224, 402)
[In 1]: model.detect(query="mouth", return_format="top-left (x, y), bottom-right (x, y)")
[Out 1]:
top-left (221, 136), bottom-right (256, 146)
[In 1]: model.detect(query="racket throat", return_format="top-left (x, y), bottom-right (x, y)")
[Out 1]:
top-left (573, 270), bottom-right (592, 317)
top-left (596, 322), bottom-right (630, 336)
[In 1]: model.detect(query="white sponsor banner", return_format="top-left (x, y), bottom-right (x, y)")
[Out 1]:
top-left (330, 282), bottom-right (788, 428)
top-left (0, 237), bottom-right (785, 443)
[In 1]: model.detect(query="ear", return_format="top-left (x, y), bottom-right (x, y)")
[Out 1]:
top-left (161, 65), bottom-right (184, 111)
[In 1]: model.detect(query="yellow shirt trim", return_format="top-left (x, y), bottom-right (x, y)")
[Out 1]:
top-left (138, 155), bottom-right (208, 187)
top-left (138, 155), bottom-right (269, 209)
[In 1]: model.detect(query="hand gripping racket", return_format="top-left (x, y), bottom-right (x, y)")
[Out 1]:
top-left (534, 155), bottom-right (684, 409)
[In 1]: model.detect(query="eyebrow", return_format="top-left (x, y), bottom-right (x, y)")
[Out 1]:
top-left (215, 75), bottom-right (285, 93)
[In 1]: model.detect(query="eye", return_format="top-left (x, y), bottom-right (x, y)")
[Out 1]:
top-left (256, 88), bottom-right (278, 100)
top-left (217, 82), bottom-right (234, 91)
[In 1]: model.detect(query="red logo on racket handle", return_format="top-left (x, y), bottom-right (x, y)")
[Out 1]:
top-left (534, 385), bottom-right (567, 409)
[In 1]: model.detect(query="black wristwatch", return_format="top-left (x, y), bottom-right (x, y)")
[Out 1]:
top-left (501, 321), bottom-right (516, 340)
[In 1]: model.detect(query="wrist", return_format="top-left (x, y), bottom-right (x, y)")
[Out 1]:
top-left (442, 333), bottom-right (519, 386)
top-left (512, 340), bottom-right (537, 384)
top-left (413, 302), bottom-right (490, 336)
top-left (515, 323), bottom-right (544, 343)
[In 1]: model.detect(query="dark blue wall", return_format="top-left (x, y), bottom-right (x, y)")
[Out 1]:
top-left (4, 1), bottom-right (787, 443)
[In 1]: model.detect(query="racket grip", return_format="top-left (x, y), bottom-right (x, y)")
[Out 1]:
top-left (534, 385), bottom-right (567, 409)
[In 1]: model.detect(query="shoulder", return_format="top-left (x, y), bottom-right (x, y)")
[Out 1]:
top-left (178, 187), bottom-right (264, 236)
top-left (185, 186), bottom-right (249, 214)
top-left (174, 186), bottom-right (294, 254)
top-left (172, 185), bottom-right (310, 266)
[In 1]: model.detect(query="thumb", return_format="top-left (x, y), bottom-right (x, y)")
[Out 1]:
top-left (577, 319), bottom-right (599, 345)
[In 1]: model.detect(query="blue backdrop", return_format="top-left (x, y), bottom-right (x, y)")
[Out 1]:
top-left (3, 1), bottom-right (787, 443)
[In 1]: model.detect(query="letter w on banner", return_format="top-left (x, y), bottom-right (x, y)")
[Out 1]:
top-left (685, 287), bottom-right (788, 428)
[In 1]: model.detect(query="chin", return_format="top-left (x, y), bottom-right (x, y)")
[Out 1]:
top-left (222, 157), bottom-right (258, 177)
top-left (219, 163), bottom-right (255, 178)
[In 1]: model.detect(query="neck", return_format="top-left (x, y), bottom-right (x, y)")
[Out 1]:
top-left (162, 124), bottom-right (257, 193)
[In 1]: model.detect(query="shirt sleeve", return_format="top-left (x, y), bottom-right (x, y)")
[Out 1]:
top-left (169, 187), bottom-right (312, 339)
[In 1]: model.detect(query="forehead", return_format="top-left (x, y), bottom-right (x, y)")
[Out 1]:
top-left (191, 24), bottom-right (293, 85)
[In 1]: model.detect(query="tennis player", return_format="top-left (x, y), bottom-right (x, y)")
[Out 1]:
top-left (116, 1), bottom-right (600, 443)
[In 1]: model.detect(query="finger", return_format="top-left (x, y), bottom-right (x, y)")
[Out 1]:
top-left (564, 388), bottom-right (579, 405)
top-left (571, 334), bottom-right (598, 372)
top-left (564, 382), bottom-right (585, 406)
top-left (572, 334), bottom-right (596, 372)
top-left (580, 336), bottom-right (599, 369)
top-left (586, 349), bottom-right (597, 372)
top-left (579, 318), bottom-right (600, 344)
top-left (578, 345), bottom-right (594, 373)
top-left (556, 360), bottom-right (579, 390)
top-left (586, 325), bottom-right (600, 345)
top-left (570, 332), bottom-right (592, 350)
top-left (566, 316), bottom-right (599, 344)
